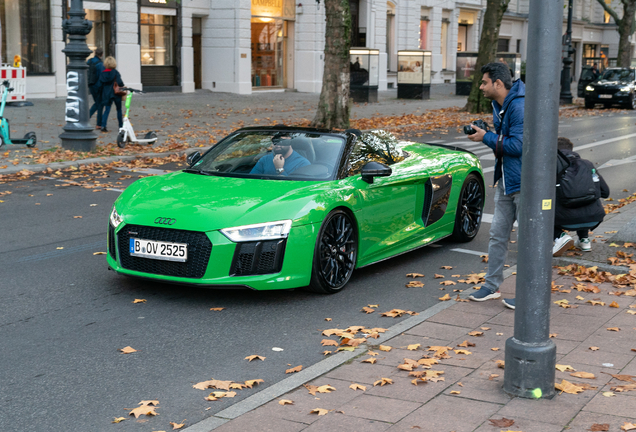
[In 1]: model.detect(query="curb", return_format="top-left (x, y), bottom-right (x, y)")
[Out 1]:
top-left (181, 265), bottom-right (517, 432)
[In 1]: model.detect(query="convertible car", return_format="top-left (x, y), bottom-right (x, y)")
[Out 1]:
top-left (107, 127), bottom-right (484, 294)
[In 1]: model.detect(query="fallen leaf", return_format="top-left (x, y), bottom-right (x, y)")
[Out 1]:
top-left (556, 364), bottom-right (576, 372)
top-left (321, 339), bottom-right (338, 346)
top-left (587, 300), bottom-right (606, 306)
top-left (468, 331), bottom-right (483, 337)
top-left (555, 379), bottom-right (584, 394)
top-left (193, 379), bottom-right (233, 390)
top-left (628, 310), bottom-right (636, 315)
top-left (322, 350), bottom-right (332, 355)
top-left (440, 266), bottom-right (453, 269)
top-left (609, 301), bottom-right (620, 308)
top-left (112, 417), bottom-right (127, 423)
top-left (491, 347), bottom-right (500, 351)
top-left (361, 306), bottom-right (375, 313)
top-left (119, 346), bottom-right (137, 354)
top-left (621, 423), bottom-right (636, 431)
top-left (56, 247), bottom-right (64, 250)
top-left (407, 344), bottom-right (421, 350)
top-left (576, 295), bottom-right (586, 300)
top-left (438, 293), bottom-right (451, 301)
top-left (349, 383), bottom-right (366, 391)
top-left (325, 318), bottom-right (332, 321)
top-left (589, 346), bottom-right (600, 351)
top-left (496, 332), bottom-right (504, 336)
top-left (603, 391), bottom-right (616, 397)
top-left (607, 327), bottom-right (621, 332)
top-left (550, 333), bottom-right (558, 338)
top-left (373, 378), bottom-right (393, 386)
top-left (489, 418), bottom-right (515, 427)
top-left (480, 327), bottom-right (491, 331)
top-left (278, 399), bottom-right (294, 405)
top-left (496, 360), bottom-right (505, 369)
top-left (450, 390), bottom-right (461, 394)
top-left (73, 216), bottom-right (83, 219)
top-left (454, 349), bottom-right (472, 355)
top-left (440, 281), bottom-right (456, 286)
top-left (604, 373), bottom-right (636, 382)
top-left (434, 274), bottom-right (445, 278)
top-left (93, 251), bottom-right (106, 255)
top-left (209, 307), bottom-right (225, 311)
top-left (488, 374), bottom-right (499, 380)
top-left (378, 345), bottom-right (392, 352)
top-left (458, 340), bottom-right (475, 348)
top-left (170, 420), bottom-right (186, 430)
top-left (361, 357), bottom-right (377, 364)
top-left (129, 402), bottom-right (159, 418)
top-left (367, 350), bottom-right (379, 356)
top-left (133, 299), bottom-right (146, 303)
top-left (286, 365), bottom-right (302, 374)
top-left (245, 355), bottom-right (265, 362)
top-left (368, 304), bottom-right (379, 308)
top-left (570, 371), bottom-right (596, 379)
top-left (309, 408), bottom-right (329, 416)
top-left (406, 273), bottom-right (424, 278)
top-left (406, 281), bottom-right (425, 288)
top-left (589, 424), bottom-right (610, 431)
top-left (244, 379), bottom-right (263, 388)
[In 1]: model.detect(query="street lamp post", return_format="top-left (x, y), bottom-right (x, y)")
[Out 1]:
top-left (560, 0), bottom-right (574, 104)
top-left (59, 0), bottom-right (98, 152)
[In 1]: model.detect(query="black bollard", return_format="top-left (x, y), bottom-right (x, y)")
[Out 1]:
top-left (59, 0), bottom-right (98, 152)
top-left (560, 0), bottom-right (574, 105)
top-left (503, 0), bottom-right (562, 399)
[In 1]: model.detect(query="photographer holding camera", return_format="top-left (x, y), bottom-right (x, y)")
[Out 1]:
top-left (467, 62), bottom-right (525, 310)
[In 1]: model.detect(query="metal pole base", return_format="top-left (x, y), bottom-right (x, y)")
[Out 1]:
top-left (60, 130), bottom-right (99, 152)
top-left (503, 336), bottom-right (557, 398)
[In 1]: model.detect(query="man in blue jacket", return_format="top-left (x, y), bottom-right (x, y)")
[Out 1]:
top-left (87, 48), bottom-right (104, 129)
top-left (467, 62), bottom-right (525, 310)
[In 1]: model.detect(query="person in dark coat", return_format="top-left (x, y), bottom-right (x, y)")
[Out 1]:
top-left (87, 48), bottom-right (104, 129)
top-left (96, 56), bottom-right (125, 133)
top-left (554, 137), bottom-right (610, 253)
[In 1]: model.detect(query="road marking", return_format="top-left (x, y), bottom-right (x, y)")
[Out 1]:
top-left (14, 240), bottom-right (105, 263)
top-left (598, 154), bottom-right (636, 169)
top-left (573, 132), bottom-right (636, 151)
top-left (451, 248), bottom-right (487, 256)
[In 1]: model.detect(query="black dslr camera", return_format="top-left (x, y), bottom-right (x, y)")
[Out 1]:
top-left (463, 119), bottom-right (489, 135)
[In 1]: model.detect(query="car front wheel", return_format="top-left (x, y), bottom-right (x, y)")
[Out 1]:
top-left (306, 209), bottom-right (358, 294)
top-left (627, 93), bottom-right (636, 110)
top-left (584, 99), bottom-right (595, 109)
top-left (451, 173), bottom-right (484, 242)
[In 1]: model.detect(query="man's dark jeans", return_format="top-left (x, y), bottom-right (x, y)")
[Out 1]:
top-left (89, 86), bottom-right (103, 127)
top-left (101, 98), bottom-right (123, 130)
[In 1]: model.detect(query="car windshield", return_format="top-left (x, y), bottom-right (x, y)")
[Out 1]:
top-left (189, 131), bottom-right (346, 180)
top-left (580, 68), bottom-right (596, 81)
top-left (600, 69), bottom-right (635, 82)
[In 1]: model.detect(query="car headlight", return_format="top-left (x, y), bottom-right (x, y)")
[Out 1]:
top-left (110, 206), bottom-right (124, 229)
top-left (619, 86), bottom-right (631, 92)
top-left (221, 220), bottom-right (292, 242)
top-left (585, 85), bottom-right (594, 91)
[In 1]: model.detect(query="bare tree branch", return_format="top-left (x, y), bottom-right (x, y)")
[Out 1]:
top-left (596, 0), bottom-right (621, 24)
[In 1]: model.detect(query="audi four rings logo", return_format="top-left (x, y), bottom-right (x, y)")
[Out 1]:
top-left (154, 217), bottom-right (176, 225)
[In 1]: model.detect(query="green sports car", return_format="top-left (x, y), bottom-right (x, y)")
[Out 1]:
top-left (107, 126), bottom-right (484, 293)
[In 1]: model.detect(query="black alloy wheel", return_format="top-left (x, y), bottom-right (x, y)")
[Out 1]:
top-left (117, 131), bottom-right (127, 148)
top-left (629, 93), bottom-right (636, 110)
top-left (451, 173), bottom-right (484, 242)
top-left (306, 209), bottom-right (358, 294)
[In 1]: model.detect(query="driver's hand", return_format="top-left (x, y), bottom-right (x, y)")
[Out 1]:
top-left (273, 154), bottom-right (285, 170)
top-left (468, 125), bottom-right (487, 142)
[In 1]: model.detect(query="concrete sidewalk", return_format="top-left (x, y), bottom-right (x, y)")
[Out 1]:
top-left (184, 206), bottom-right (636, 432)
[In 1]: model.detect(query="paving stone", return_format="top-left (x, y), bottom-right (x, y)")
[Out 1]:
top-left (444, 376), bottom-right (512, 404)
top-left (325, 362), bottom-right (400, 385)
top-left (565, 411), bottom-right (636, 432)
top-left (385, 395), bottom-right (501, 432)
top-left (559, 346), bottom-right (635, 369)
top-left (406, 321), bottom-right (473, 340)
top-left (620, 356), bottom-right (636, 375)
top-left (496, 392), bottom-right (594, 425)
top-left (255, 377), bottom-right (367, 426)
top-left (485, 310), bottom-right (515, 326)
top-left (554, 362), bottom-right (621, 386)
top-left (473, 416), bottom-right (562, 432)
top-left (550, 313), bottom-right (610, 341)
top-left (301, 414), bottom-right (391, 432)
top-left (583, 391), bottom-right (636, 417)
top-left (366, 364), bottom-right (472, 403)
top-left (382, 334), bottom-right (451, 351)
top-left (426, 308), bottom-right (494, 328)
top-left (554, 338), bottom-right (580, 355)
top-left (449, 298), bottom-right (506, 316)
top-left (582, 333), bottom-right (636, 354)
top-left (339, 394), bottom-right (422, 423)
top-left (213, 409), bottom-right (307, 432)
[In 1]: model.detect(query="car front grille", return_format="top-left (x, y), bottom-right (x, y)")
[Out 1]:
top-left (596, 88), bottom-right (617, 95)
top-left (117, 224), bottom-right (212, 279)
top-left (108, 224), bottom-right (117, 260)
top-left (230, 239), bottom-right (286, 276)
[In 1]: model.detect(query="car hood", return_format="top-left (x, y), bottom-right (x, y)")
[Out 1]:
top-left (594, 80), bottom-right (630, 87)
top-left (115, 172), bottom-right (331, 232)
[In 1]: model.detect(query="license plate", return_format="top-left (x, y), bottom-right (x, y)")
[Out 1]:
top-left (129, 238), bottom-right (188, 262)
top-left (599, 94), bottom-right (613, 99)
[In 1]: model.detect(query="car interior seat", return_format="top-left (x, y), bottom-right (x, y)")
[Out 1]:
top-left (290, 137), bottom-right (315, 163)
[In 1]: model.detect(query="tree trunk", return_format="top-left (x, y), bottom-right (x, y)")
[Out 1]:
top-left (617, 0), bottom-right (636, 67)
top-left (311, 0), bottom-right (351, 129)
top-left (464, 0), bottom-right (510, 114)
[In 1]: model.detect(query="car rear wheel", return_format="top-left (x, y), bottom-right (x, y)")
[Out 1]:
top-left (306, 209), bottom-right (358, 294)
top-left (627, 93), bottom-right (636, 110)
top-left (451, 173), bottom-right (484, 242)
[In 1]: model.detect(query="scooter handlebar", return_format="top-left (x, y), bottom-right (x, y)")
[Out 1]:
top-left (121, 87), bottom-right (144, 94)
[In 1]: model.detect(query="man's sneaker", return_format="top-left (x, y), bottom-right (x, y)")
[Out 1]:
top-left (553, 233), bottom-right (574, 257)
top-left (468, 287), bottom-right (501, 301)
top-left (502, 298), bottom-right (516, 309)
top-left (574, 237), bottom-right (592, 252)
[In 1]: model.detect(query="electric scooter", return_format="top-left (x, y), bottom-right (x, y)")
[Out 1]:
top-left (116, 87), bottom-right (158, 149)
top-left (0, 80), bottom-right (36, 148)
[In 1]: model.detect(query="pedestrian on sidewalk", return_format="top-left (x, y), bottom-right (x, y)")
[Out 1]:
top-left (553, 137), bottom-right (610, 253)
top-left (87, 48), bottom-right (104, 130)
top-left (96, 56), bottom-right (125, 133)
top-left (466, 62), bottom-right (525, 310)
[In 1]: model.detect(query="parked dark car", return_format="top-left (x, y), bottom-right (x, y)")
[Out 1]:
top-left (584, 67), bottom-right (636, 109)
top-left (577, 65), bottom-right (598, 97)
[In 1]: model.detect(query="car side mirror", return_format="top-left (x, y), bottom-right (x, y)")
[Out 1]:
top-left (187, 151), bottom-right (202, 166)
top-left (361, 161), bottom-right (392, 184)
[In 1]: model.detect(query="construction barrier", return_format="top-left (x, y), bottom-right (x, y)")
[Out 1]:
top-left (0, 64), bottom-right (27, 102)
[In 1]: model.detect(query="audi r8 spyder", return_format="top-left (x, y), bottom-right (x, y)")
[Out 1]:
top-left (107, 127), bottom-right (484, 294)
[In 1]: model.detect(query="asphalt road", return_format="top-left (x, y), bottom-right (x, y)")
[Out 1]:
top-left (1, 110), bottom-right (635, 431)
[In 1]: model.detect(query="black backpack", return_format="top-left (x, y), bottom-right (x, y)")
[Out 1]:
top-left (88, 59), bottom-right (100, 86)
top-left (556, 150), bottom-right (601, 208)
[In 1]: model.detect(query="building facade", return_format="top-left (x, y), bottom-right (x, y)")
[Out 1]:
top-left (1, 0), bottom-right (633, 98)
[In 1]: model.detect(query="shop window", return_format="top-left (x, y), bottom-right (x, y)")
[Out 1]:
top-left (140, 14), bottom-right (175, 66)
top-left (457, 24), bottom-right (468, 51)
top-left (603, 0), bottom-right (612, 23)
top-left (86, 10), bottom-right (111, 57)
top-left (583, 44), bottom-right (597, 58)
top-left (419, 19), bottom-right (428, 50)
top-left (0, 0), bottom-right (52, 74)
top-left (251, 18), bottom-right (284, 87)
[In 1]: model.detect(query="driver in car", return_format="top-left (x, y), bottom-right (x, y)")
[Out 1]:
top-left (250, 137), bottom-right (310, 176)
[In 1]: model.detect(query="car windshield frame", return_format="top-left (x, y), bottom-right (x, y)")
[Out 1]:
top-left (600, 69), bottom-right (635, 82)
top-left (185, 129), bottom-right (350, 182)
